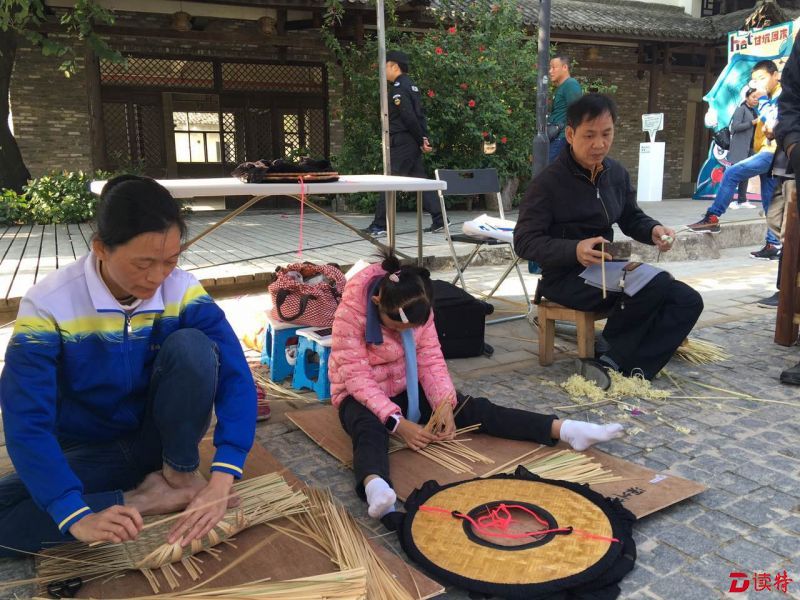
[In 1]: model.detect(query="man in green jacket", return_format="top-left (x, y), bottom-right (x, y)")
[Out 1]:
top-left (548, 53), bottom-right (583, 163)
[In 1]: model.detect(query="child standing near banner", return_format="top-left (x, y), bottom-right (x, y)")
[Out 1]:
top-left (329, 251), bottom-right (624, 519)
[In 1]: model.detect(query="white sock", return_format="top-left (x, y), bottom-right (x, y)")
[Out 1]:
top-left (560, 420), bottom-right (624, 451)
top-left (364, 477), bottom-right (396, 519)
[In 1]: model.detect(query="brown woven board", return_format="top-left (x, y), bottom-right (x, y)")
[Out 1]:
top-left (287, 405), bottom-right (706, 519)
top-left (245, 171), bottom-right (340, 183)
top-left (71, 441), bottom-right (443, 599)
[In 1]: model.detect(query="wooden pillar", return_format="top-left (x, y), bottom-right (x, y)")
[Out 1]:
top-left (354, 13), bottom-right (364, 45)
top-left (775, 182), bottom-right (800, 346)
top-left (276, 9), bottom-right (287, 36)
top-left (647, 44), bottom-right (661, 114)
top-left (84, 43), bottom-right (107, 171)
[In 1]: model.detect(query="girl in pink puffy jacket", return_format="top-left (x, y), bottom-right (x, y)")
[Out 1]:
top-left (330, 251), bottom-right (624, 519)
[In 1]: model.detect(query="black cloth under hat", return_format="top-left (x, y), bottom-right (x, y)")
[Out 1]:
top-left (386, 50), bottom-right (409, 67)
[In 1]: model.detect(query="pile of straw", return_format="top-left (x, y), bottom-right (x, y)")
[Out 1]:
top-left (675, 338), bottom-right (731, 365)
top-left (32, 568), bottom-right (368, 600)
top-left (252, 369), bottom-right (315, 403)
top-left (560, 371), bottom-right (669, 403)
top-left (515, 450), bottom-right (621, 485)
top-left (270, 488), bottom-right (414, 600)
top-left (28, 474), bottom-right (308, 595)
top-left (387, 402), bottom-right (495, 474)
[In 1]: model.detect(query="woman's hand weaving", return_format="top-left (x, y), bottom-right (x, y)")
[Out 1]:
top-left (69, 505), bottom-right (143, 544)
top-left (167, 471), bottom-right (238, 547)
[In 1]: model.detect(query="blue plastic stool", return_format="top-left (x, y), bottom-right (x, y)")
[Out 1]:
top-left (292, 328), bottom-right (333, 401)
top-left (261, 317), bottom-right (302, 382)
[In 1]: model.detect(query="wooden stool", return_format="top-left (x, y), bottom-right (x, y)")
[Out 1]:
top-left (536, 300), bottom-right (606, 366)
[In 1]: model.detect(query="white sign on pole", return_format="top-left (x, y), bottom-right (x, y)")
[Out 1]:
top-left (638, 114), bottom-right (665, 202)
top-left (637, 142), bottom-right (665, 202)
top-left (642, 113), bottom-right (664, 143)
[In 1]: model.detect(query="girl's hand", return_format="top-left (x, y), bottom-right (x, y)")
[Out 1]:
top-left (69, 505), bottom-right (143, 544)
top-left (168, 472), bottom-right (236, 546)
top-left (395, 419), bottom-right (438, 451)
top-left (431, 401), bottom-right (457, 440)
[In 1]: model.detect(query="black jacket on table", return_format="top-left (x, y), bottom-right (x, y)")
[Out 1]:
top-left (389, 73), bottom-right (429, 146)
top-left (513, 147), bottom-right (660, 282)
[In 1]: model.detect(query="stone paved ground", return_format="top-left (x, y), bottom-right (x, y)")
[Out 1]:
top-left (1, 246), bottom-right (799, 599)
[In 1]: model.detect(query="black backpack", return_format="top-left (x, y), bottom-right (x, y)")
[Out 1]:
top-left (431, 280), bottom-right (494, 358)
top-left (712, 127), bottom-right (731, 150)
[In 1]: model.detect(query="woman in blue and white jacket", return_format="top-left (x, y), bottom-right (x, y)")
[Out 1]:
top-left (0, 175), bottom-right (256, 554)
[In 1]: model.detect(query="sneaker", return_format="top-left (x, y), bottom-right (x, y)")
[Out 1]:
top-left (740, 201), bottom-right (757, 209)
top-left (424, 218), bottom-right (452, 234)
top-left (750, 243), bottom-right (781, 260)
top-left (729, 202), bottom-right (742, 210)
top-left (687, 213), bottom-right (721, 233)
top-left (757, 292), bottom-right (779, 308)
top-left (361, 224), bottom-right (387, 237)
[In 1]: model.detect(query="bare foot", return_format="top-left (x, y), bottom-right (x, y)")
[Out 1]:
top-left (124, 472), bottom-right (196, 516)
top-left (163, 465), bottom-right (240, 509)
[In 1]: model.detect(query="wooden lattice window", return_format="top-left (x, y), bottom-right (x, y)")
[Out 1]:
top-left (100, 57), bottom-right (214, 89)
top-left (221, 63), bottom-right (324, 92)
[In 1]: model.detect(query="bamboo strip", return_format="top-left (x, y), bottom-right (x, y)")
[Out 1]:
top-left (11, 474), bottom-right (308, 595)
top-left (32, 568), bottom-right (369, 600)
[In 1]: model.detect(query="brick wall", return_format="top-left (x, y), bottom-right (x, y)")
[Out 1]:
top-left (11, 37), bottom-right (93, 176)
top-left (10, 10), bottom-right (341, 178)
top-left (557, 42), bottom-right (701, 198)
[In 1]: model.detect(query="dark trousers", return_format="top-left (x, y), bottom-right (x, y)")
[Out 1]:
top-left (541, 270), bottom-right (704, 379)
top-left (0, 329), bottom-right (218, 556)
top-left (737, 179), bottom-right (749, 203)
top-left (549, 137), bottom-right (567, 164)
top-left (338, 386), bottom-right (557, 499)
top-left (371, 135), bottom-right (442, 228)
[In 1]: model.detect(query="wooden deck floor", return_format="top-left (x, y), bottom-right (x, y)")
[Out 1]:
top-left (0, 210), bottom-right (494, 311)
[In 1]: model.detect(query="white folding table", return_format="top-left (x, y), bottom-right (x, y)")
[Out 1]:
top-left (89, 175), bottom-right (447, 265)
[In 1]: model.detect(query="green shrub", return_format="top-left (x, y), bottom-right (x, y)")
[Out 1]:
top-left (22, 171), bottom-right (100, 224)
top-left (0, 188), bottom-right (29, 225)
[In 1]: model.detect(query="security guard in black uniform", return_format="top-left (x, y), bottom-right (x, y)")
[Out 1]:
top-left (363, 50), bottom-right (445, 236)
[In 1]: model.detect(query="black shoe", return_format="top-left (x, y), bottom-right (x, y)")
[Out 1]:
top-left (757, 292), bottom-right (780, 308)
top-left (577, 358), bottom-right (612, 391)
top-left (361, 224), bottom-right (387, 237)
top-left (780, 361), bottom-right (800, 385)
top-left (424, 218), bottom-right (452, 234)
top-left (750, 243), bottom-right (781, 260)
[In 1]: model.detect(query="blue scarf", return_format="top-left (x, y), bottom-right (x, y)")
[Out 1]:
top-left (400, 329), bottom-right (420, 423)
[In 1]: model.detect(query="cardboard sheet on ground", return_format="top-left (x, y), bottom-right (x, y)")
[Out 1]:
top-left (288, 405), bottom-right (706, 519)
top-left (69, 441), bottom-right (443, 599)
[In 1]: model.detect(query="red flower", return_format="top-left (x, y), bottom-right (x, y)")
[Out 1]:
top-left (479, 45), bottom-right (486, 52)
top-left (459, 83), bottom-right (468, 90)
top-left (435, 47), bottom-right (444, 55)
top-left (427, 89), bottom-right (435, 98)
top-left (501, 136), bottom-right (508, 144)
top-left (481, 131), bottom-right (489, 138)
top-left (448, 26), bottom-right (457, 34)
top-left (468, 99), bottom-right (476, 108)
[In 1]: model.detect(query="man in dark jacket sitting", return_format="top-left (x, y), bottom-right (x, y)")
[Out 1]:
top-left (514, 93), bottom-right (704, 388)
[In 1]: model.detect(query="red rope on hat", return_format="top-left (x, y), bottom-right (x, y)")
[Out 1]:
top-left (419, 504), bottom-right (619, 543)
top-left (297, 176), bottom-right (306, 258)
